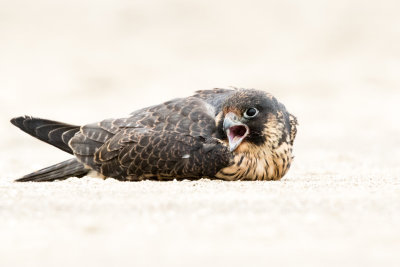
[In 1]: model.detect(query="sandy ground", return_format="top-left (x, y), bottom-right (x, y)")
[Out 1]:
top-left (1, 0), bottom-right (400, 266)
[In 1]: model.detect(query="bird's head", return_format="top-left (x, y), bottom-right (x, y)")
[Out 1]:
top-left (217, 89), bottom-right (297, 155)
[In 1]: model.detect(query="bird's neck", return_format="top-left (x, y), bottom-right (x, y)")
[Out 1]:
top-left (216, 142), bottom-right (293, 181)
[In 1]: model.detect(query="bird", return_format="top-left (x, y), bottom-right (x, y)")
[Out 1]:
top-left (10, 88), bottom-right (298, 182)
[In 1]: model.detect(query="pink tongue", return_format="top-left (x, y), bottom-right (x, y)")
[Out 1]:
top-left (229, 125), bottom-right (247, 138)
top-left (227, 125), bottom-right (248, 152)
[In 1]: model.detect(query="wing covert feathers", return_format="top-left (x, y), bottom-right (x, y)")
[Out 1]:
top-left (90, 130), bottom-right (232, 180)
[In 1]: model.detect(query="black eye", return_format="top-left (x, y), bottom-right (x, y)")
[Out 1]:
top-left (244, 107), bottom-right (259, 119)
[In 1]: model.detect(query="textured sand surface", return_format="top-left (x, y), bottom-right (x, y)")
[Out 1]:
top-left (1, 0), bottom-right (400, 266)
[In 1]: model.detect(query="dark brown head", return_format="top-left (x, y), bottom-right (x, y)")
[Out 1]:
top-left (216, 89), bottom-right (297, 155)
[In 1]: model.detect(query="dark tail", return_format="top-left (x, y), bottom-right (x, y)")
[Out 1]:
top-left (15, 158), bottom-right (89, 182)
top-left (10, 116), bottom-right (80, 154)
top-left (11, 116), bottom-right (89, 182)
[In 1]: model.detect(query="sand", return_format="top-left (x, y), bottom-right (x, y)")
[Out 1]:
top-left (1, 0), bottom-right (399, 266)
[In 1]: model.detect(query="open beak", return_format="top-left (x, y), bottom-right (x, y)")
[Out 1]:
top-left (223, 112), bottom-right (249, 152)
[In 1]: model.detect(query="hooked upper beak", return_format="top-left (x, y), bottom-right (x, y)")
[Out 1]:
top-left (223, 112), bottom-right (249, 152)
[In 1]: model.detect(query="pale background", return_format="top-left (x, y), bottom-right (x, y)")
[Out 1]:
top-left (0, 0), bottom-right (399, 266)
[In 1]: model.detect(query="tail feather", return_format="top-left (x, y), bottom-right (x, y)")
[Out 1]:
top-left (15, 158), bottom-right (89, 182)
top-left (10, 116), bottom-right (80, 154)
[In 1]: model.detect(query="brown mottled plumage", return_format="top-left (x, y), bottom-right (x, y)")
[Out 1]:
top-left (10, 88), bottom-right (297, 182)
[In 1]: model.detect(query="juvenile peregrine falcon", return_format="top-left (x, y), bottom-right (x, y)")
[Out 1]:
top-left (11, 88), bottom-right (298, 182)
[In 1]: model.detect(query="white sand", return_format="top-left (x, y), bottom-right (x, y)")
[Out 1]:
top-left (1, 0), bottom-right (399, 266)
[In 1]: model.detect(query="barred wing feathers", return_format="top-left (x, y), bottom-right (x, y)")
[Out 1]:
top-left (69, 96), bottom-right (232, 180)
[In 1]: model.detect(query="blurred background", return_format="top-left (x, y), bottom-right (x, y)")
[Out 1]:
top-left (0, 0), bottom-right (399, 266)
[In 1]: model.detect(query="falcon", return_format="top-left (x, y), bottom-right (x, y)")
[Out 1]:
top-left (10, 88), bottom-right (298, 182)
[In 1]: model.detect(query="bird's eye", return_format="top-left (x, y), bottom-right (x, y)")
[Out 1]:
top-left (244, 107), bottom-right (259, 119)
